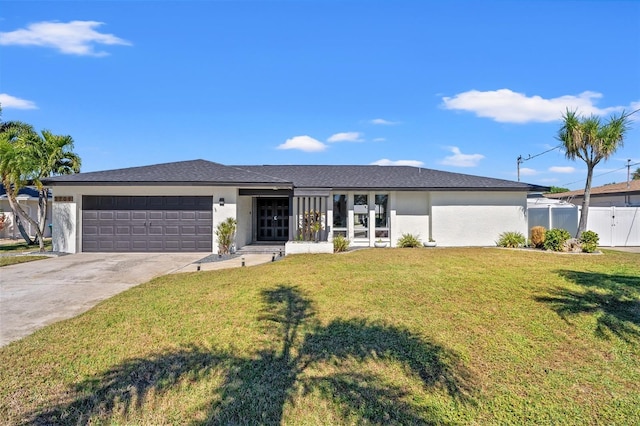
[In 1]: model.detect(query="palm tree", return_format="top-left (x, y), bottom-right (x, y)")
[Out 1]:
top-left (557, 110), bottom-right (631, 238)
top-left (0, 119), bottom-right (40, 245)
top-left (27, 130), bottom-right (81, 248)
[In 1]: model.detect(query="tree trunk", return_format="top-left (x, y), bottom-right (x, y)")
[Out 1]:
top-left (2, 180), bottom-right (45, 250)
top-left (577, 164), bottom-right (594, 238)
top-left (37, 188), bottom-right (49, 251)
top-left (15, 215), bottom-right (34, 245)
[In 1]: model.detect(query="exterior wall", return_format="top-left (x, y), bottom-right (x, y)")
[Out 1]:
top-left (52, 202), bottom-right (76, 253)
top-left (568, 194), bottom-right (640, 207)
top-left (236, 195), bottom-right (253, 248)
top-left (431, 191), bottom-right (527, 247)
top-left (50, 185), bottom-right (237, 253)
top-left (0, 199), bottom-right (52, 239)
top-left (391, 191), bottom-right (430, 246)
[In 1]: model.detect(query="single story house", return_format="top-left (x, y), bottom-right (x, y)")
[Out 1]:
top-left (43, 159), bottom-right (547, 253)
top-left (0, 185), bottom-right (52, 240)
top-left (545, 180), bottom-right (640, 207)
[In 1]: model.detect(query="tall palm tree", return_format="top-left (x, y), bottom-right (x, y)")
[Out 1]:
top-left (0, 119), bottom-right (39, 244)
top-left (27, 129), bottom-right (81, 247)
top-left (557, 110), bottom-right (631, 238)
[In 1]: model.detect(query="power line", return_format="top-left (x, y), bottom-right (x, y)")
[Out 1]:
top-left (517, 144), bottom-right (562, 181)
top-left (561, 161), bottom-right (640, 187)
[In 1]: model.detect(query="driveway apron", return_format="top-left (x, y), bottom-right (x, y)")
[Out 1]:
top-left (0, 253), bottom-right (203, 347)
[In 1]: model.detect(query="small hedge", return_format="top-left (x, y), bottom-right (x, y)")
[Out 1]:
top-left (397, 233), bottom-right (421, 248)
top-left (543, 228), bottom-right (572, 252)
top-left (580, 230), bottom-right (599, 253)
top-left (496, 231), bottom-right (526, 248)
top-left (333, 235), bottom-right (350, 253)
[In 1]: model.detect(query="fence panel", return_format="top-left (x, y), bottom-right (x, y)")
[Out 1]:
top-left (586, 207), bottom-right (640, 247)
top-left (527, 205), bottom-right (578, 236)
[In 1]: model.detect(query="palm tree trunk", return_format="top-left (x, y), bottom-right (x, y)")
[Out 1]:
top-left (577, 165), bottom-right (594, 238)
top-left (3, 181), bottom-right (45, 250)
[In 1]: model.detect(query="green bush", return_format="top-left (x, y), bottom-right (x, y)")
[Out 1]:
top-left (543, 228), bottom-right (571, 252)
top-left (397, 233), bottom-right (421, 248)
top-left (215, 217), bottom-right (237, 254)
top-left (580, 230), bottom-right (599, 253)
top-left (530, 226), bottom-right (546, 248)
top-left (496, 231), bottom-right (526, 248)
top-left (333, 235), bottom-right (350, 253)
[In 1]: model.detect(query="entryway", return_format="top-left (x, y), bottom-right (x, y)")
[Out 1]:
top-left (256, 198), bottom-right (289, 241)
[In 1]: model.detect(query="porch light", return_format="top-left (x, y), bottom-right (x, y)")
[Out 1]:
top-left (219, 198), bottom-right (225, 206)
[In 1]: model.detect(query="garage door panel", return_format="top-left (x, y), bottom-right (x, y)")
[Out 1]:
top-left (83, 196), bottom-right (213, 252)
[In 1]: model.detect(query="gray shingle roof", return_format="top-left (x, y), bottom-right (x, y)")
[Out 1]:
top-left (43, 159), bottom-right (290, 186)
top-left (43, 159), bottom-right (548, 192)
top-left (235, 165), bottom-right (546, 191)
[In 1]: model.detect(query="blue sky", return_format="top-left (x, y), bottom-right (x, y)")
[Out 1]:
top-left (1, 0), bottom-right (638, 190)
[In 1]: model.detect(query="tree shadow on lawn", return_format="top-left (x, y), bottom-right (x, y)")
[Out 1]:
top-left (536, 270), bottom-right (640, 342)
top-left (26, 285), bottom-right (474, 425)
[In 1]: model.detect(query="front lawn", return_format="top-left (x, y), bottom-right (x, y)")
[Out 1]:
top-left (1, 248), bottom-right (638, 424)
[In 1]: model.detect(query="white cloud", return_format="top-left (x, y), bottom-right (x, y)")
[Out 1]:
top-left (277, 135), bottom-right (327, 152)
top-left (372, 137), bottom-right (386, 142)
top-left (440, 146), bottom-right (484, 167)
top-left (371, 158), bottom-right (424, 167)
top-left (369, 118), bottom-right (399, 125)
top-left (549, 166), bottom-right (576, 173)
top-left (519, 167), bottom-right (537, 176)
top-left (0, 20), bottom-right (131, 56)
top-left (0, 93), bottom-right (37, 109)
top-left (441, 89), bottom-right (638, 123)
top-left (327, 132), bottom-right (364, 143)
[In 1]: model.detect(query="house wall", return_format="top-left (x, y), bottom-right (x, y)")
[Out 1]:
top-left (50, 185), bottom-right (238, 253)
top-left (569, 194), bottom-right (640, 207)
top-left (0, 199), bottom-right (52, 239)
top-left (391, 191), bottom-right (430, 246)
top-left (236, 195), bottom-right (253, 248)
top-left (431, 191), bottom-right (527, 246)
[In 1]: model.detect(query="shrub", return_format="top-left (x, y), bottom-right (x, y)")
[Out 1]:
top-left (530, 226), bottom-right (546, 248)
top-left (215, 217), bottom-right (237, 254)
top-left (496, 231), bottom-right (526, 248)
top-left (543, 228), bottom-right (571, 252)
top-left (397, 233), bottom-right (421, 248)
top-left (580, 230), bottom-right (599, 253)
top-left (333, 235), bottom-right (349, 253)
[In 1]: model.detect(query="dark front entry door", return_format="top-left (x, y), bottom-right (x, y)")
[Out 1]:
top-left (257, 198), bottom-right (289, 241)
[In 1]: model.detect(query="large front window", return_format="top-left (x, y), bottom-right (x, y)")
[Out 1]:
top-left (354, 194), bottom-right (368, 239)
top-left (332, 194), bottom-right (347, 237)
top-left (375, 194), bottom-right (389, 238)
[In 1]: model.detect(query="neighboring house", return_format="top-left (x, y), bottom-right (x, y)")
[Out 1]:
top-left (545, 180), bottom-right (640, 207)
top-left (0, 185), bottom-right (52, 240)
top-left (43, 159), bottom-right (547, 254)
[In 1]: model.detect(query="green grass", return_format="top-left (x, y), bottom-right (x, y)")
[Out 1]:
top-left (0, 238), bottom-right (52, 253)
top-left (1, 248), bottom-right (639, 424)
top-left (0, 255), bottom-right (49, 267)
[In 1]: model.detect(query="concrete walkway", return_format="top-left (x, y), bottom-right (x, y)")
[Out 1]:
top-left (0, 252), bottom-right (273, 347)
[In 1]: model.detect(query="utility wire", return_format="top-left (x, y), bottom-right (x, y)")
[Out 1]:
top-left (562, 161), bottom-right (640, 187)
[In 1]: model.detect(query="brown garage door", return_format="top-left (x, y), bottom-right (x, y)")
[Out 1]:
top-left (82, 196), bottom-right (213, 252)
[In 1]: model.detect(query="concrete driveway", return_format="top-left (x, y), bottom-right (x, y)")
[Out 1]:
top-left (0, 253), bottom-right (203, 347)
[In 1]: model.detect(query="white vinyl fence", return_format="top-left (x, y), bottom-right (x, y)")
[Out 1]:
top-left (586, 207), bottom-right (640, 247)
top-left (528, 205), bottom-right (640, 247)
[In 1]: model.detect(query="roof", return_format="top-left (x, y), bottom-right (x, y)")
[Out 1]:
top-left (0, 185), bottom-right (51, 199)
top-left (235, 164), bottom-right (545, 191)
top-left (546, 180), bottom-right (640, 199)
top-left (43, 159), bottom-right (548, 192)
top-left (42, 159), bottom-right (290, 186)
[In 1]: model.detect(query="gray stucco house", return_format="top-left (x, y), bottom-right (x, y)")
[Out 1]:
top-left (43, 159), bottom-right (547, 253)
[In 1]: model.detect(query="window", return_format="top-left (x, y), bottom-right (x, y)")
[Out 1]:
top-left (375, 194), bottom-right (389, 238)
top-left (354, 194), bottom-right (368, 239)
top-left (333, 194), bottom-right (347, 238)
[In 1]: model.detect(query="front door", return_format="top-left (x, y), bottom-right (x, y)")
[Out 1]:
top-left (257, 198), bottom-right (289, 241)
